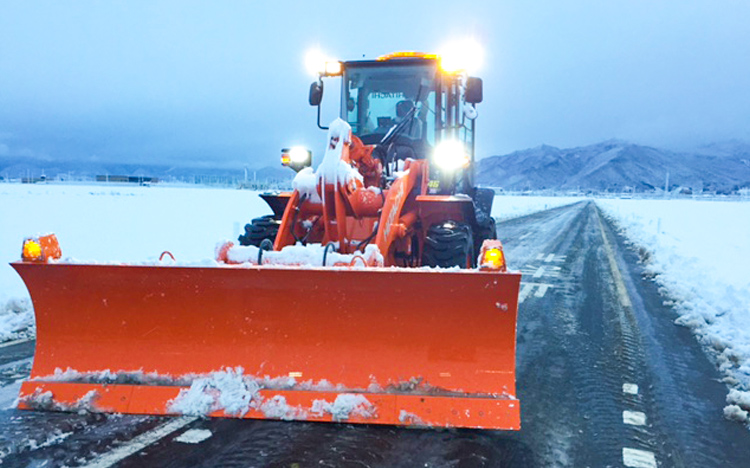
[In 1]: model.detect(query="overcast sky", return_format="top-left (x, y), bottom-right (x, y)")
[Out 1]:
top-left (1, 0), bottom-right (749, 169)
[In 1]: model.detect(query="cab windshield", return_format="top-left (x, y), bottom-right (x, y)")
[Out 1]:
top-left (342, 62), bottom-right (437, 146)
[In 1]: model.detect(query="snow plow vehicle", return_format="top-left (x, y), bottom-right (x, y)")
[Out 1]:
top-left (12, 51), bottom-right (522, 430)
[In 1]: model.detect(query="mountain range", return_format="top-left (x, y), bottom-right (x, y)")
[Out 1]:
top-left (3, 140), bottom-right (750, 193)
top-left (476, 140), bottom-right (750, 193)
top-left (0, 158), bottom-right (292, 185)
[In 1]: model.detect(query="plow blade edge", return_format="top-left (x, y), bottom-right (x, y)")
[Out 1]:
top-left (13, 262), bottom-right (521, 430)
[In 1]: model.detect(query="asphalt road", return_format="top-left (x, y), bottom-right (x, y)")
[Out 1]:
top-left (1, 201), bottom-right (748, 467)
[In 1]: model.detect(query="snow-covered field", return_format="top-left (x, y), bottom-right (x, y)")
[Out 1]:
top-left (598, 199), bottom-right (750, 421)
top-left (0, 184), bottom-right (576, 301)
top-left (1, 183), bottom-right (748, 420)
top-left (0, 184), bottom-right (575, 340)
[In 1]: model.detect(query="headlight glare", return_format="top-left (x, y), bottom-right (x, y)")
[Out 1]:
top-left (433, 140), bottom-right (470, 171)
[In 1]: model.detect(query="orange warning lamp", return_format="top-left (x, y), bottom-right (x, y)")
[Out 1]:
top-left (21, 234), bottom-right (61, 263)
top-left (479, 240), bottom-right (507, 271)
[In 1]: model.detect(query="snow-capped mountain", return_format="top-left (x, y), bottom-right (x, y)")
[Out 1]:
top-left (477, 140), bottom-right (750, 193)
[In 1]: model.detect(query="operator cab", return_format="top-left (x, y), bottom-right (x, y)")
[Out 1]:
top-left (309, 52), bottom-right (483, 195)
top-left (342, 58), bottom-right (437, 160)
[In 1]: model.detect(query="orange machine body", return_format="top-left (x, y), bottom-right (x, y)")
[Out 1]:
top-left (13, 261), bottom-right (521, 429)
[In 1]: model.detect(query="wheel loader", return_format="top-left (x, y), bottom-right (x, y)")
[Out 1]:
top-left (12, 51), bottom-right (522, 430)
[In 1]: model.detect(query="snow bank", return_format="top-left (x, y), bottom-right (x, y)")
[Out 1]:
top-left (311, 394), bottom-right (374, 421)
top-left (0, 184), bottom-right (269, 301)
top-left (20, 388), bottom-right (100, 414)
top-left (0, 297), bottom-right (34, 342)
top-left (164, 367), bottom-right (378, 422)
top-left (168, 367), bottom-right (260, 417)
top-left (491, 195), bottom-right (581, 220)
top-left (0, 182), bottom-right (585, 343)
top-left (597, 198), bottom-right (750, 422)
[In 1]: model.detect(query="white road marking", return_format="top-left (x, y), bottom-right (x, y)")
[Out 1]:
top-left (518, 284), bottom-right (534, 304)
top-left (533, 266), bottom-right (545, 278)
top-left (0, 338), bottom-right (32, 349)
top-left (174, 428), bottom-right (212, 444)
top-left (622, 447), bottom-right (657, 468)
top-left (544, 253), bottom-right (555, 262)
top-left (534, 284), bottom-right (550, 298)
top-left (80, 416), bottom-right (198, 468)
top-left (623, 383), bottom-right (639, 395)
top-left (536, 253), bottom-right (545, 260)
top-left (623, 410), bottom-right (647, 426)
top-left (519, 283), bottom-right (555, 303)
top-left (519, 233), bottom-right (530, 240)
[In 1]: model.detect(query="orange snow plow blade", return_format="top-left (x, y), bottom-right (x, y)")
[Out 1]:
top-left (13, 262), bottom-right (521, 430)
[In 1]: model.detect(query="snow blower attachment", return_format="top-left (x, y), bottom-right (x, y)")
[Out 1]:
top-left (13, 50), bottom-right (522, 430)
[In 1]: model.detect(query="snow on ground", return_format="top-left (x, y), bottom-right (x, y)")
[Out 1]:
top-left (2, 182), bottom-right (749, 421)
top-left (0, 297), bottom-right (33, 342)
top-left (0, 184), bottom-right (577, 340)
top-left (0, 183), bottom-right (269, 340)
top-left (174, 429), bottom-right (212, 444)
top-left (0, 183), bottom-right (268, 299)
top-left (598, 198), bottom-right (750, 421)
top-left (492, 195), bottom-right (580, 220)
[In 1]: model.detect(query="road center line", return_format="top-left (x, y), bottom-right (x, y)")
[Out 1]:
top-left (623, 383), bottom-right (639, 395)
top-left (623, 410), bottom-right (647, 426)
top-left (622, 447), bottom-right (657, 468)
top-left (596, 211), bottom-right (633, 310)
top-left (80, 416), bottom-right (198, 468)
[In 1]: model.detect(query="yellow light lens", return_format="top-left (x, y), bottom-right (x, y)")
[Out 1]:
top-left (305, 48), bottom-right (326, 76)
top-left (324, 61), bottom-right (342, 76)
top-left (305, 49), bottom-right (340, 77)
top-left (22, 239), bottom-right (42, 261)
top-left (281, 154), bottom-right (291, 166)
top-left (483, 248), bottom-right (505, 269)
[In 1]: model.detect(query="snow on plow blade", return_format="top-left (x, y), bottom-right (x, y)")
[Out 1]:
top-left (13, 262), bottom-right (521, 430)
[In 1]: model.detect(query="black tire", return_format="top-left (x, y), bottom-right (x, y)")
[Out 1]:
top-left (238, 215), bottom-right (281, 247)
top-left (422, 221), bottom-right (474, 268)
top-left (473, 216), bottom-right (497, 258)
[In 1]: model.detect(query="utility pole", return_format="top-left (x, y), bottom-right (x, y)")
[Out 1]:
top-left (664, 171), bottom-right (669, 198)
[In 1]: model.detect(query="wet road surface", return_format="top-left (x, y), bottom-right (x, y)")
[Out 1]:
top-left (1, 201), bottom-right (748, 467)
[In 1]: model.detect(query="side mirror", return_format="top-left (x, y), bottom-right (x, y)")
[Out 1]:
top-left (309, 81), bottom-right (323, 106)
top-left (465, 77), bottom-right (483, 104)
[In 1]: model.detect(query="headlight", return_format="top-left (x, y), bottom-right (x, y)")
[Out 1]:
top-left (304, 49), bottom-right (341, 77)
top-left (433, 140), bottom-right (470, 171)
top-left (439, 38), bottom-right (483, 74)
top-left (281, 146), bottom-right (313, 172)
top-left (289, 147), bottom-right (311, 164)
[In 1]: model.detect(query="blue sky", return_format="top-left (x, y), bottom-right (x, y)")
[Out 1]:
top-left (1, 0), bottom-right (749, 169)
